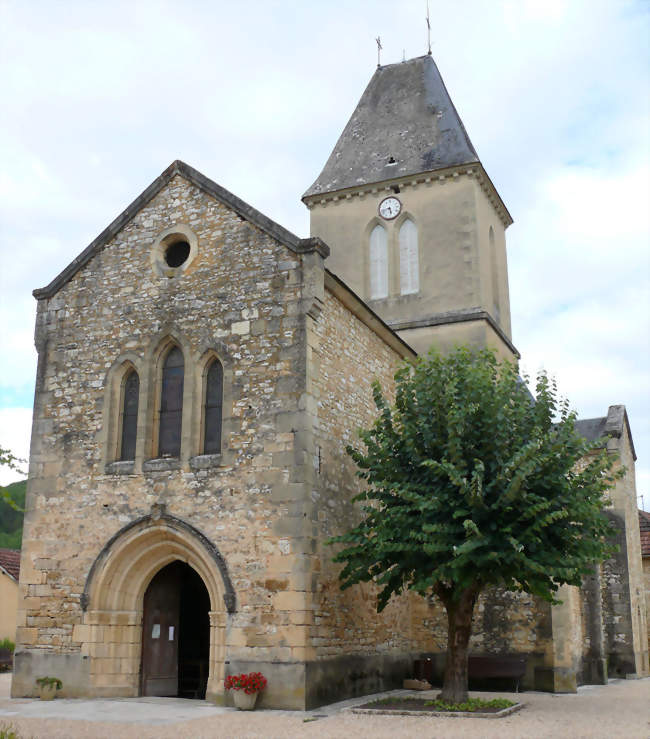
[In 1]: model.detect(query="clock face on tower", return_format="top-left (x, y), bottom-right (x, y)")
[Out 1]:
top-left (378, 196), bottom-right (401, 220)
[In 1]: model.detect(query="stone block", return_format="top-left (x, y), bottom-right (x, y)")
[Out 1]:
top-left (92, 672), bottom-right (123, 688)
top-left (274, 591), bottom-right (307, 611)
top-left (291, 646), bottom-right (316, 661)
top-left (227, 629), bottom-right (249, 648)
top-left (289, 610), bottom-right (314, 626)
top-left (15, 628), bottom-right (38, 645)
top-left (305, 652), bottom-right (414, 709)
top-left (231, 320), bottom-right (250, 335)
top-left (225, 659), bottom-right (306, 710)
top-left (403, 678), bottom-right (431, 690)
top-left (12, 650), bottom-right (92, 698)
top-left (90, 642), bottom-right (110, 658)
top-left (279, 625), bottom-right (309, 647)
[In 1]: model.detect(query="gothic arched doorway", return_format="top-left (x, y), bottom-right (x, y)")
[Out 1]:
top-left (80, 512), bottom-right (236, 702)
top-left (141, 561), bottom-right (211, 698)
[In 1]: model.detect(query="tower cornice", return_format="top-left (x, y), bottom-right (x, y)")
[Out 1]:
top-left (302, 162), bottom-right (513, 229)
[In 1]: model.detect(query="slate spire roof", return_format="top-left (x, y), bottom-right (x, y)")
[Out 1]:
top-left (303, 54), bottom-right (480, 199)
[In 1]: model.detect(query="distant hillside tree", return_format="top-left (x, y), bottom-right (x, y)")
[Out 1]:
top-left (330, 348), bottom-right (619, 704)
top-left (0, 447), bottom-right (26, 548)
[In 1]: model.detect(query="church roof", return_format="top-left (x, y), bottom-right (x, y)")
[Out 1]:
top-left (574, 404), bottom-right (636, 461)
top-left (303, 54), bottom-right (480, 199)
top-left (34, 160), bottom-right (329, 300)
top-left (639, 509), bottom-right (650, 557)
top-left (0, 548), bottom-right (20, 582)
top-left (574, 416), bottom-right (607, 444)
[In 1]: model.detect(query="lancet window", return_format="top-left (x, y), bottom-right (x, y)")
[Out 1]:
top-left (399, 219), bottom-right (419, 295)
top-left (119, 369), bottom-right (139, 461)
top-left (369, 224), bottom-right (388, 299)
top-left (159, 346), bottom-right (184, 457)
top-left (203, 358), bottom-right (223, 455)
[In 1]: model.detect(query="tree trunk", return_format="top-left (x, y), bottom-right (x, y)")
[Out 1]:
top-left (438, 586), bottom-right (479, 704)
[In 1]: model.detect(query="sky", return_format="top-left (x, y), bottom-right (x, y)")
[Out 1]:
top-left (0, 0), bottom-right (648, 507)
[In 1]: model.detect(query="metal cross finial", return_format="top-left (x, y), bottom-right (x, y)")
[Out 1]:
top-left (426, 1), bottom-right (432, 55)
top-left (376, 36), bottom-right (383, 67)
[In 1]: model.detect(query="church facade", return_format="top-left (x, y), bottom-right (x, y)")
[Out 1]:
top-left (12, 55), bottom-right (647, 708)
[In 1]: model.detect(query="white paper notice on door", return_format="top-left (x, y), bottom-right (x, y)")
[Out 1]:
top-left (168, 626), bottom-right (175, 641)
top-left (152, 624), bottom-right (160, 639)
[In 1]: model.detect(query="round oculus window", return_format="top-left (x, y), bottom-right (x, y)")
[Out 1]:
top-left (164, 240), bottom-right (191, 268)
top-left (150, 224), bottom-right (198, 278)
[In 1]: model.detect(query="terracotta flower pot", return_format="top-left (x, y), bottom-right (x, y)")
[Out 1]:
top-left (38, 683), bottom-right (58, 700)
top-left (233, 690), bottom-right (258, 710)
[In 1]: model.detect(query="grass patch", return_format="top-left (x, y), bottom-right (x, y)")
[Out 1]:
top-left (424, 697), bottom-right (515, 712)
top-left (0, 723), bottom-right (23, 739)
top-left (364, 696), bottom-right (516, 712)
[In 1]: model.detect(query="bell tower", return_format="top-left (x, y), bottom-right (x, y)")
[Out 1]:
top-left (303, 55), bottom-right (517, 359)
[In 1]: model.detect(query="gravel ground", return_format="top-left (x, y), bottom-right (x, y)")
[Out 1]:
top-left (1, 673), bottom-right (648, 738)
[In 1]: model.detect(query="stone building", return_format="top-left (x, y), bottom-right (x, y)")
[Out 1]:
top-left (0, 548), bottom-right (20, 643)
top-left (12, 54), bottom-right (648, 707)
top-left (639, 510), bottom-right (650, 651)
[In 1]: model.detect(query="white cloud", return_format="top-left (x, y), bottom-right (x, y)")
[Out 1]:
top-left (0, 0), bottom-right (648, 502)
top-left (0, 408), bottom-right (32, 486)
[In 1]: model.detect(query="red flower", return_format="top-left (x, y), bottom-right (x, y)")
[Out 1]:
top-left (224, 671), bottom-right (268, 694)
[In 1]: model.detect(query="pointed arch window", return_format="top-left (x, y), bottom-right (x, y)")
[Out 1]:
top-left (119, 369), bottom-right (139, 461)
top-left (399, 219), bottom-right (419, 295)
top-left (203, 358), bottom-right (223, 455)
top-left (369, 224), bottom-right (388, 299)
top-left (159, 346), bottom-right (184, 457)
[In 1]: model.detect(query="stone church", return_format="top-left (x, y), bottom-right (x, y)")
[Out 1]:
top-left (12, 54), bottom-right (648, 708)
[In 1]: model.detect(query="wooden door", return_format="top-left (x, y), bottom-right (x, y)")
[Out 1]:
top-left (141, 565), bottom-right (180, 696)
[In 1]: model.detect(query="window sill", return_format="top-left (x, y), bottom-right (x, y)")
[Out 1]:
top-left (105, 460), bottom-right (135, 475)
top-left (142, 457), bottom-right (181, 472)
top-left (189, 454), bottom-right (222, 470)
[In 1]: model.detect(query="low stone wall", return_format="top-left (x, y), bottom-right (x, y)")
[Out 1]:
top-left (11, 650), bottom-right (91, 698)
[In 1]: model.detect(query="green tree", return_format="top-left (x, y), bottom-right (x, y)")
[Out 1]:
top-left (0, 479), bottom-right (26, 548)
top-left (331, 348), bottom-right (619, 703)
top-left (0, 448), bottom-right (26, 547)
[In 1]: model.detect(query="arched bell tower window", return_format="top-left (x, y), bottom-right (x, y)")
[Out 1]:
top-left (399, 219), bottom-right (419, 295)
top-left (159, 346), bottom-right (184, 457)
top-left (203, 358), bottom-right (223, 455)
top-left (369, 224), bottom-right (388, 299)
top-left (119, 369), bottom-right (139, 461)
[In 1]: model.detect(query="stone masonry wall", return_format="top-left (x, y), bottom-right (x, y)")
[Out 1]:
top-left (644, 558), bottom-right (650, 651)
top-left (309, 290), bottom-right (416, 662)
top-left (601, 427), bottom-right (649, 677)
top-left (15, 174), bottom-right (322, 705)
top-left (307, 289), bottom-right (554, 692)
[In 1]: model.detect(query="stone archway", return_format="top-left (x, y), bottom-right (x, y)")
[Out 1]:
top-left (79, 509), bottom-right (235, 701)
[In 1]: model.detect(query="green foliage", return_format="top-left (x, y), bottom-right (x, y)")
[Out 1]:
top-left (0, 639), bottom-right (15, 653)
top-left (0, 447), bottom-right (26, 549)
top-left (331, 347), bottom-right (620, 611)
top-left (0, 480), bottom-right (26, 548)
top-left (368, 696), bottom-right (515, 711)
top-left (0, 723), bottom-right (23, 739)
top-left (423, 697), bottom-right (515, 711)
top-left (35, 676), bottom-right (62, 690)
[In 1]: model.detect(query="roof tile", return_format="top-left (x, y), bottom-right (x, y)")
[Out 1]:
top-left (0, 548), bottom-right (20, 581)
top-left (304, 55), bottom-right (479, 199)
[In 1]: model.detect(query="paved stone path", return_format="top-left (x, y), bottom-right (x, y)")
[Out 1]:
top-left (0, 673), bottom-right (648, 737)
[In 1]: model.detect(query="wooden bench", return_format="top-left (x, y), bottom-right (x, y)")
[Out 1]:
top-left (468, 655), bottom-right (527, 692)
